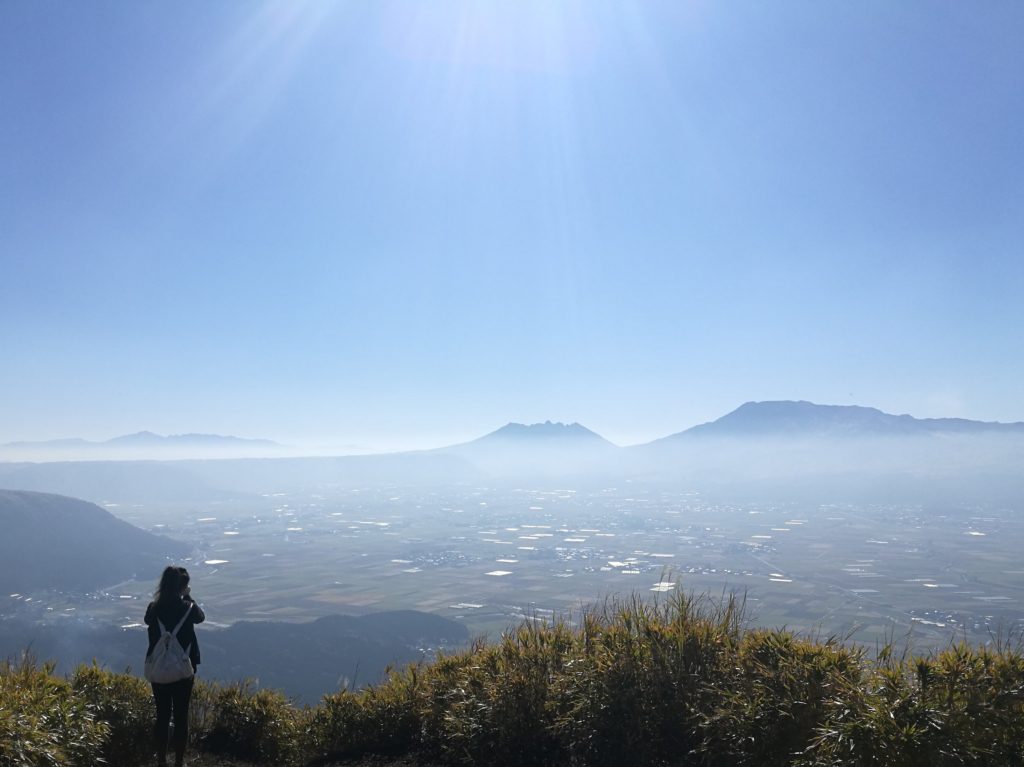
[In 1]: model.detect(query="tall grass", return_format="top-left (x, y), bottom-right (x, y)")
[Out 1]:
top-left (3, 591), bottom-right (1023, 766)
top-left (69, 664), bottom-right (152, 766)
top-left (0, 656), bottom-right (106, 767)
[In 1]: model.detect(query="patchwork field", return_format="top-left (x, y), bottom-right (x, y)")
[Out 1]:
top-left (8, 484), bottom-right (1023, 653)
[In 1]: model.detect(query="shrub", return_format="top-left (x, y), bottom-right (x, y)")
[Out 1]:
top-left (697, 630), bottom-right (864, 767)
top-left (810, 642), bottom-right (1024, 766)
top-left (311, 664), bottom-right (425, 761)
top-left (543, 593), bottom-right (740, 767)
top-left (70, 663), bottom-right (153, 767)
top-left (0, 657), bottom-right (107, 767)
top-left (427, 624), bottom-right (573, 766)
top-left (200, 681), bottom-right (308, 765)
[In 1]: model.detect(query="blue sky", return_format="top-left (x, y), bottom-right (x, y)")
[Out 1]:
top-left (2, 1), bottom-right (1022, 449)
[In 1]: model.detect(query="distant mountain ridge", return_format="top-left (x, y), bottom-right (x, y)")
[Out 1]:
top-left (2, 403), bottom-right (1021, 500)
top-left (445, 405), bottom-right (1024, 453)
top-left (6, 431), bottom-right (278, 449)
top-left (6, 404), bottom-right (1023, 457)
top-left (659, 400), bottom-right (1024, 441)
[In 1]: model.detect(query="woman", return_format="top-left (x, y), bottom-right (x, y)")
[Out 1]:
top-left (145, 566), bottom-right (205, 767)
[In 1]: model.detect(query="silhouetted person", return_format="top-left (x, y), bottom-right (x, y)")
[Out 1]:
top-left (145, 566), bottom-right (205, 767)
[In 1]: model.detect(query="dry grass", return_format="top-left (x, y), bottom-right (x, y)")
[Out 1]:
top-left (3, 591), bottom-right (1023, 766)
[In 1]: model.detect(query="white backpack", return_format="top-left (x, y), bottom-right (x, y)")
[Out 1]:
top-left (144, 603), bottom-right (195, 684)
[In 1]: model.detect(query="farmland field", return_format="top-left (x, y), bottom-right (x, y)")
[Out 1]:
top-left (11, 484), bottom-right (1022, 653)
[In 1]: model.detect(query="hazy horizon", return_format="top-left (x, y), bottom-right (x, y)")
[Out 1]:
top-left (7, 401), bottom-right (1024, 455)
top-left (4, 398), bottom-right (1024, 463)
top-left (3, 2), bottom-right (1022, 449)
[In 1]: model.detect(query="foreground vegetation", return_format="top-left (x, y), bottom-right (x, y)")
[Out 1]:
top-left (3, 593), bottom-right (1023, 766)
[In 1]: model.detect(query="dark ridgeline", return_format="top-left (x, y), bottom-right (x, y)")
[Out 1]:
top-left (200, 611), bottom-right (469, 702)
top-left (0, 489), bottom-right (188, 593)
top-left (0, 610), bottom-right (469, 704)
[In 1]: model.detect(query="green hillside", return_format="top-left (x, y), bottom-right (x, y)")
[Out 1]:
top-left (2, 592), bottom-right (1022, 766)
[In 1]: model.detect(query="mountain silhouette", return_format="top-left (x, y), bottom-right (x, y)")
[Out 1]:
top-left (0, 490), bottom-right (189, 593)
top-left (436, 421), bottom-right (617, 478)
top-left (658, 400), bottom-right (1024, 440)
top-left (474, 421), bottom-right (613, 445)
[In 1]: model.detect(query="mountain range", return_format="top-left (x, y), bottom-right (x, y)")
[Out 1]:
top-left (453, 401), bottom-right (1024, 449)
top-left (5, 431), bottom-right (279, 450)
top-left (5, 402), bottom-right (1023, 457)
top-left (2, 401), bottom-right (1022, 504)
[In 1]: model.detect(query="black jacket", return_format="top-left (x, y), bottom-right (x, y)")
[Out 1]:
top-left (145, 596), bottom-right (206, 670)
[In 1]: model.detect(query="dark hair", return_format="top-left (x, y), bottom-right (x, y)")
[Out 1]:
top-left (154, 566), bottom-right (189, 605)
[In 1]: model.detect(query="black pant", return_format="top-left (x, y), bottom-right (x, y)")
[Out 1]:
top-left (152, 675), bottom-right (195, 750)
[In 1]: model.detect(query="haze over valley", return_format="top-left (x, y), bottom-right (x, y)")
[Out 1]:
top-left (3, 401), bottom-right (1023, 701)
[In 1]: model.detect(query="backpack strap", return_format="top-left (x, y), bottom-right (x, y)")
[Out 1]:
top-left (169, 603), bottom-right (194, 637)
